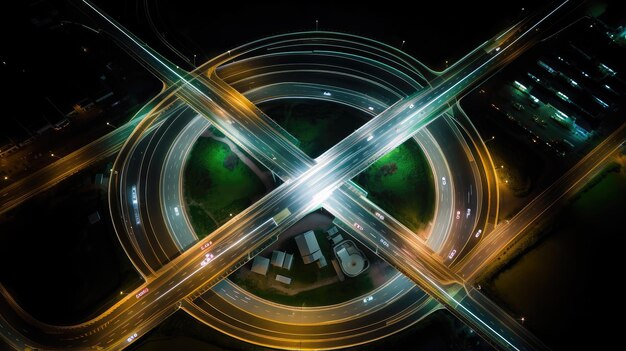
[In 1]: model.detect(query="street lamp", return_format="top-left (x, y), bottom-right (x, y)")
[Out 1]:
top-left (106, 122), bottom-right (117, 128)
top-left (400, 40), bottom-right (406, 50)
top-left (193, 54), bottom-right (196, 66)
top-left (315, 19), bottom-right (318, 31)
top-left (485, 135), bottom-right (495, 144)
top-left (50, 153), bottom-right (60, 159)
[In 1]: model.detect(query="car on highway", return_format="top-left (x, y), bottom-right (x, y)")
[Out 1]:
top-left (456, 210), bottom-right (461, 220)
top-left (362, 295), bottom-right (374, 303)
top-left (475, 229), bottom-right (482, 238)
top-left (353, 222), bottom-right (364, 231)
top-left (131, 185), bottom-right (141, 225)
top-left (323, 91), bottom-right (332, 96)
top-left (374, 212), bottom-right (385, 221)
top-left (127, 333), bottom-right (138, 343)
top-left (135, 287), bottom-right (149, 299)
top-left (131, 186), bottom-right (138, 205)
top-left (448, 249), bottom-right (457, 259)
top-left (201, 240), bottom-right (213, 250)
top-left (201, 253), bottom-right (214, 267)
top-left (441, 176), bottom-right (446, 186)
top-left (174, 206), bottom-right (180, 216)
top-left (466, 208), bottom-right (471, 218)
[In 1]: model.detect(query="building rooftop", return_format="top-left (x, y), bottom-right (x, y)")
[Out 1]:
top-left (275, 275), bottom-right (292, 285)
top-left (333, 240), bottom-right (368, 277)
top-left (271, 250), bottom-right (285, 267)
top-left (251, 256), bottom-right (270, 276)
top-left (283, 253), bottom-right (294, 271)
top-left (295, 230), bottom-right (323, 265)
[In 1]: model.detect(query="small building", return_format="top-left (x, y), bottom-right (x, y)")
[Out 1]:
top-left (331, 259), bottom-right (346, 282)
top-left (317, 255), bottom-right (327, 268)
top-left (271, 250), bottom-right (285, 267)
top-left (282, 253), bottom-right (294, 270)
top-left (326, 226), bottom-right (339, 237)
top-left (332, 234), bottom-right (344, 245)
top-left (295, 230), bottom-right (323, 264)
top-left (275, 275), bottom-right (292, 285)
top-left (251, 256), bottom-right (270, 276)
top-left (333, 240), bottom-right (369, 277)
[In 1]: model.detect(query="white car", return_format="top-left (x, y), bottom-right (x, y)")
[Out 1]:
top-left (323, 91), bottom-right (332, 96)
top-left (374, 212), bottom-right (385, 221)
top-left (475, 229), bottom-right (482, 238)
top-left (448, 249), bottom-right (457, 259)
top-left (456, 210), bottom-right (461, 220)
top-left (441, 177), bottom-right (446, 186)
top-left (174, 206), bottom-right (180, 216)
top-left (362, 295), bottom-right (374, 303)
top-left (127, 333), bottom-right (138, 343)
top-left (131, 186), bottom-right (138, 205)
top-left (201, 253), bottom-right (214, 267)
top-left (466, 208), bottom-right (471, 218)
top-left (353, 222), bottom-right (364, 231)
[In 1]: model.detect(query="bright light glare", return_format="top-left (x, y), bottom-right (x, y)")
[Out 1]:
top-left (312, 188), bottom-right (334, 203)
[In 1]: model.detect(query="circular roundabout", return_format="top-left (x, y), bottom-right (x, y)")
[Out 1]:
top-left (111, 31), bottom-right (497, 350)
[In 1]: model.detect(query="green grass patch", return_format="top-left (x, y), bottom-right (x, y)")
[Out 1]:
top-left (184, 136), bottom-right (266, 238)
top-left (354, 140), bottom-right (435, 232)
top-left (260, 99), bottom-right (368, 158)
top-left (186, 204), bottom-right (217, 237)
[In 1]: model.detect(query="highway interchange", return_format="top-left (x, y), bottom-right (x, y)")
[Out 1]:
top-left (4, 0), bottom-right (625, 350)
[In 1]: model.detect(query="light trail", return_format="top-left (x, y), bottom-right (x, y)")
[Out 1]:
top-left (82, 1), bottom-right (214, 99)
top-left (156, 218), bottom-right (274, 300)
top-left (0, 2), bottom-right (574, 349)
